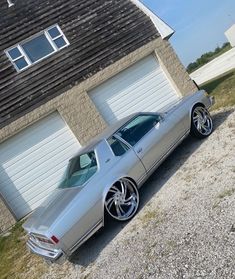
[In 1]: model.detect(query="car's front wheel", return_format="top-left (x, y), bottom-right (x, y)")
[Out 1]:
top-left (105, 178), bottom-right (139, 222)
top-left (190, 106), bottom-right (213, 139)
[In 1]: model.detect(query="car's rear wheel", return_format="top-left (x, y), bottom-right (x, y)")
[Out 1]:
top-left (105, 178), bottom-right (139, 221)
top-left (190, 106), bottom-right (213, 139)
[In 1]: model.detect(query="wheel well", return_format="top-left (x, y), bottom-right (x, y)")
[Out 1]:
top-left (192, 102), bottom-right (205, 111)
top-left (123, 176), bottom-right (138, 187)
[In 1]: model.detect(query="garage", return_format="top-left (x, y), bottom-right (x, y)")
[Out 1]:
top-left (89, 55), bottom-right (180, 125)
top-left (0, 112), bottom-right (81, 220)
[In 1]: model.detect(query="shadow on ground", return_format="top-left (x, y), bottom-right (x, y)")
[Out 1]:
top-left (69, 108), bottom-right (234, 267)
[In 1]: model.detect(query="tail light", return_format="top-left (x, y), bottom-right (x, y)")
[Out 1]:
top-left (51, 235), bottom-right (59, 244)
top-left (30, 233), bottom-right (59, 247)
top-left (36, 235), bottom-right (54, 244)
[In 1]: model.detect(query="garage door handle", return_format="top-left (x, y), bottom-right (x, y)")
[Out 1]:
top-left (137, 148), bottom-right (142, 153)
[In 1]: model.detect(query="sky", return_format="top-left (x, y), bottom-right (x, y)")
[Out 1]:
top-left (142, 0), bottom-right (235, 66)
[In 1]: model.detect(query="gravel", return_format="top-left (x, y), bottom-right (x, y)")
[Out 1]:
top-left (40, 107), bottom-right (235, 279)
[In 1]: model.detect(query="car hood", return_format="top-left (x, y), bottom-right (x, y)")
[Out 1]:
top-left (23, 187), bottom-right (82, 233)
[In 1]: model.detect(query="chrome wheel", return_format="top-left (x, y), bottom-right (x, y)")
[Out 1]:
top-left (192, 106), bottom-right (213, 137)
top-left (105, 178), bottom-right (139, 221)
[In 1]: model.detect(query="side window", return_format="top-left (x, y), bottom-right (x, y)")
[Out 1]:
top-left (107, 136), bottom-right (129, 156)
top-left (80, 154), bottom-right (92, 168)
top-left (117, 114), bottom-right (161, 146)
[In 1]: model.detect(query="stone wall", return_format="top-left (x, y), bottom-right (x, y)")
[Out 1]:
top-left (155, 39), bottom-right (198, 96)
top-left (0, 197), bottom-right (16, 233)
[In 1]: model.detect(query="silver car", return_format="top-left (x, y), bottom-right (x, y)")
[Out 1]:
top-left (23, 90), bottom-right (214, 263)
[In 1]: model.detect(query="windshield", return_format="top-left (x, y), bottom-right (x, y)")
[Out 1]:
top-left (58, 151), bottom-right (98, 189)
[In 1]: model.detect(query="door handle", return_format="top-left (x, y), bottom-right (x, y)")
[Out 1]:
top-left (137, 147), bottom-right (143, 153)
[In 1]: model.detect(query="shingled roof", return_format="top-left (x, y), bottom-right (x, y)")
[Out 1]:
top-left (0, 0), bottom-right (159, 128)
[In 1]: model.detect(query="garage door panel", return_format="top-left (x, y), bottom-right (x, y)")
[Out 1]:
top-left (90, 55), bottom-right (179, 125)
top-left (2, 151), bottom-right (72, 202)
top-left (92, 70), bottom-right (162, 107)
top-left (105, 80), bottom-right (170, 114)
top-left (95, 78), bottom-right (167, 114)
top-left (113, 87), bottom-right (172, 118)
top-left (1, 137), bottom-right (76, 183)
top-left (1, 126), bottom-right (72, 168)
top-left (9, 168), bottom-right (65, 209)
top-left (0, 112), bottom-right (81, 220)
top-left (1, 141), bottom-right (75, 199)
top-left (95, 63), bottom-right (158, 98)
top-left (0, 114), bottom-right (67, 161)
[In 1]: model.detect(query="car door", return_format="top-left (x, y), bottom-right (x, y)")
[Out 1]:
top-left (117, 113), bottom-right (184, 173)
top-left (107, 136), bottom-right (147, 184)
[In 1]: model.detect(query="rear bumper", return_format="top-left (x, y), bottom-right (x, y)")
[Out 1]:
top-left (26, 238), bottom-right (66, 263)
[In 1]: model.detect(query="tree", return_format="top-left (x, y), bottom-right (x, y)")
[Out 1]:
top-left (187, 42), bottom-right (231, 73)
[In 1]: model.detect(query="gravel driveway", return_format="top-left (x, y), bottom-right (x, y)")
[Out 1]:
top-left (41, 107), bottom-right (235, 279)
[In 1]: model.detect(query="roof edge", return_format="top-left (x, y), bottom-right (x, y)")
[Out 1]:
top-left (130, 0), bottom-right (175, 39)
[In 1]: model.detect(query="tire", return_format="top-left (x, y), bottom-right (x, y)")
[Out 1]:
top-left (190, 106), bottom-right (213, 139)
top-left (104, 178), bottom-right (139, 222)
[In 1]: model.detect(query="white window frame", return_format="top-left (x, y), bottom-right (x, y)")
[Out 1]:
top-left (5, 24), bottom-right (70, 72)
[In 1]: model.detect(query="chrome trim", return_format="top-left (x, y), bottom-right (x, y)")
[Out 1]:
top-left (69, 219), bottom-right (103, 253)
top-left (27, 238), bottom-right (64, 262)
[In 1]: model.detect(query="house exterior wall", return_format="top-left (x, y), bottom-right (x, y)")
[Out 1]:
top-left (0, 196), bottom-right (16, 233)
top-left (154, 39), bottom-right (198, 96)
top-left (0, 0), bottom-right (159, 130)
top-left (225, 24), bottom-right (235, 47)
top-left (0, 37), bottom-right (197, 231)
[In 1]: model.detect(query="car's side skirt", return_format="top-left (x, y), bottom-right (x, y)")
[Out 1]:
top-left (137, 129), bottom-right (190, 187)
top-left (69, 219), bottom-right (103, 254)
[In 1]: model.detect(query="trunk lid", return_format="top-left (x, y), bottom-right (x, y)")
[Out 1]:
top-left (23, 187), bottom-right (82, 234)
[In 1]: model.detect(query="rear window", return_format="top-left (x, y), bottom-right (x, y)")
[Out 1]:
top-left (58, 151), bottom-right (97, 188)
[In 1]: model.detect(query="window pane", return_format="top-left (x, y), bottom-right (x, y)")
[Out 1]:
top-left (48, 26), bottom-right (61, 38)
top-left (22, 34), bottom-right (54, 63)
top-left (118, 114), bottom-right (161, 146)
top-left (14, 57), bottom-right (28, 70)
top-left (59, 151), bottom-right (97, 188)
top-left (8, 47), bottom-right (21, 60)
top-left (107, 137), bottom-right (129, 156)
top-left (53, 37), bottom-right (67, 49)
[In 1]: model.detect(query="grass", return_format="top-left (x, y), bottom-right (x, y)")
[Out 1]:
top-left (213, 188), bottom-right (235, 209)
top-left (201, 70), bottom-right (235, 110)
top-left (218, 188), bottom-right (235, 200)
top-left (0, 222), bottom-right (46, 279)
top-left (188, 44), bottom-right (232, 73)
top-left (139, 207), bottom-right (164, 228)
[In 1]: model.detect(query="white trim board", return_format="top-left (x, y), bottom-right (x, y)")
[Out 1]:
top-left (131, 0), bottom-right (174, 39)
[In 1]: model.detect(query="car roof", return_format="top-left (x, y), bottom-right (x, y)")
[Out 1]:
top-left (72, 113), bottom-right (139, 157)
top-left (72, 112), bottom-right (158, 157)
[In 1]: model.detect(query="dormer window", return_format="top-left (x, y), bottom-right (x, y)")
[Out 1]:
top-left (5, 25), bottom-right (69, 72)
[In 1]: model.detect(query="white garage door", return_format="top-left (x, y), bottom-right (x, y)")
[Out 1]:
top-left (0, 112), bottom-right (81, 220)
top-left (89, 55), bottom-right (180, 124)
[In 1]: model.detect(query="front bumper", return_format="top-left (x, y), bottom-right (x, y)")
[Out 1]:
top-left (26, 238), bottom-right (66, 263)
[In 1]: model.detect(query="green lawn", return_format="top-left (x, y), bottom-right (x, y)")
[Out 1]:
top-left (201, 70), bottom-right (235, 110)
top-left (0, 222), bottom-right (46, 279)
